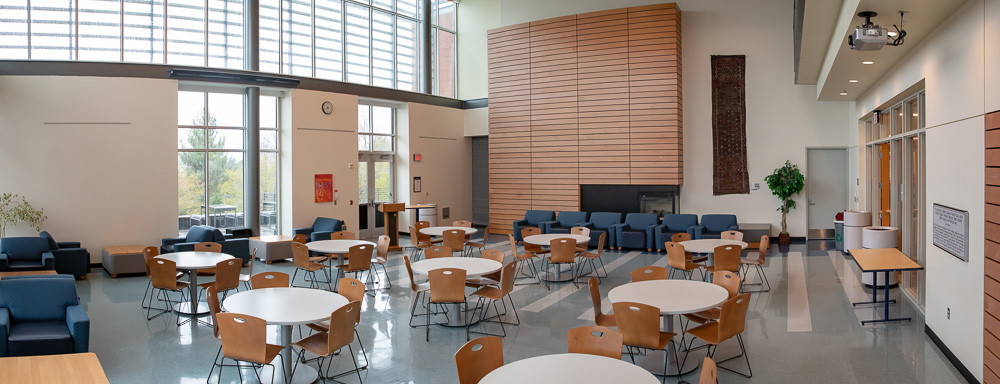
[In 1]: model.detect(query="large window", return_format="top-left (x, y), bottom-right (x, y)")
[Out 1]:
top-left (432, 0), bottom-right (455, 98)
top-left (260, 95), bottom-right (280, 235)
top-left (357, 104), bottom-right (394, 238)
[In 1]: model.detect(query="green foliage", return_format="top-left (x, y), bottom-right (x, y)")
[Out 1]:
top-left (178, 108), bottom-right (246, 216)
top-left (764, 160), bottom-right (805, 234)
top-left (0, 193), bottom-right (47, 238)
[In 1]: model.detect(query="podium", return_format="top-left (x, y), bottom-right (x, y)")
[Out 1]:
top-left (378, 203), bottom-right (405, 251)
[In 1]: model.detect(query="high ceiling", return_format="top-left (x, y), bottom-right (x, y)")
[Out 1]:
top-left (795, 0), bottom-right (967, 100)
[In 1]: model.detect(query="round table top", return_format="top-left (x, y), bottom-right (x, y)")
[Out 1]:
top-left (479, 353), bottom-right (659, 384)
top-left (608, 280), bottom-right (728, 315)
top-left (419, 226), bottom-right (479, 236)
top-left (410, 257), bottom-right (501, 277)
top-left (155, 252), bottom-right (235, 269)
top-left (306, 239), bottom-right (376, 254)
top-left (679, 239), bottom-right (748, 253)
top-left (222, 287), bottom-right (349, 325)
top-left (523, 234), bottom-right (591, 245)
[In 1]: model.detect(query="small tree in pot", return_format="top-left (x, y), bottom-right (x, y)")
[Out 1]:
top-left (764, 160), bottom-right (805, 244)
top-left (0, 193), bottom-right (47, 238)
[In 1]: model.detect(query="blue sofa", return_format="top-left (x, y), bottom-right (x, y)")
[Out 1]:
top-left (581, 212), bottom-right (622, 248)
top-left (611, 213), bottom-right (660, 251)
top-left (0, 237), bottom-right (54, 272)
top-left (0, 275), bottom-right (89, 356)
top-left (513, 210), bottom-right (555, 241)
top-left (695, 214), bottom-right (740, 239)
top-left (161, 225), bottom-right (250, 264)
top-left (653, 214), bottom-right (699, 252)
top-left (293, 217), bottom-right (346, 242)
top-left (39, 231), bottom-right (90, 279)
top-left (539, 211), bottom-right (589, 234)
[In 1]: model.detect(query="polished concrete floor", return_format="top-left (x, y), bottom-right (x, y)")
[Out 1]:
top-left (75, 238), bottom-right (969, 383)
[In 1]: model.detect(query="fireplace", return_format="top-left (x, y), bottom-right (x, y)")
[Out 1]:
top-left (580, 185), bottom-right (680, 218)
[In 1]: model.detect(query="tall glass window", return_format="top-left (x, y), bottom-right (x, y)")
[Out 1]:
top-left (432, 0), bottom-right (456, 98)
top-left (260, 95), bottom-right (281, 235)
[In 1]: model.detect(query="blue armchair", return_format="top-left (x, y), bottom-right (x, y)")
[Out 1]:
top-left (611, 213), bottom-right (660, 251)
top-left (161, 225), bottom-right (250, 265)
top-left (539, 211), bottom-right (589, 234)
top-left (0, 237), bottom-right (54, 272)
top-left (293, 217), bottom-right (346, 242)
top-left (653, 214), bottom-right (699, 252)
top-left (513, 210), bottom-right (555, 241)
top-left (39, 231), bottom-right (90, 279)
top-left (695, 214), bottom-right (740, 239)
top-left (581, 212), bottom-right (623, 248)
top-left (0, 275), bottom-right (89, 356)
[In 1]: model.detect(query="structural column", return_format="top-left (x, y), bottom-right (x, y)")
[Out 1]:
top-left (422, 0), bottom-right (433, 94)
top-left (245, 0), bottom-right (261, 235)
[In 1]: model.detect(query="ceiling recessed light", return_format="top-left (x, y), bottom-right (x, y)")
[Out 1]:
top-left (862, 61), bottom-right (874, 65)
top-left (849, 79), bottom-right (859, 83)
top-left (840, 91), bottom-right (848, 96)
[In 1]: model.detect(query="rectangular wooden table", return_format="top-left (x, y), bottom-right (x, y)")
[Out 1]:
top-left (848, 248), bottom-right (924, 325)
top-left (0, 270), bottom-right (58, 279)
top-left (0, 352), bottom-right (110, 384)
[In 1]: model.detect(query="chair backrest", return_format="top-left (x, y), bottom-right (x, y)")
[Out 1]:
top-left (701, 214), bottom-right (738, 233)
top-left (409, 226), bottom-right (422, 246)
top-left (0, 237), bottom-right (51, 261)
top-left (588, 212), bottom-right (622, 230)
top-left (612, 301), bottom-right (663, 350)
top-left (338, 277), bottom-right (365, 304)
top-left (713, 245), bottom-right (741, 272)
top-left (630, 266), bottom-right (670, 282)
top-left (557, 211), bottom-right (588, 227)
top-left (404, 256), bottom-right (421, 292)
top-left (217, 312), bottom-right (268, 364)
top-left (327, 301), bottom-right (361, 351)
top-left (195, 242), bottom-right (222, 252)
top-left (480, 225), bottom-right (496, 245)
top-left (150, 258), bottom-right (181, 291)
top-left (330, 231), bottom-right (356, 240)
top-left (206, 286), bottom-right (222, 339)
top-left (415, 221), bottom-right (433, 242)
top-left (143, 246), bottom-right (159, 277)
top-left (442, 229), bottom-right (467, 251)
top-left (521, 228), bottom-right (543, 253)
top-left (185, 225), bottom-right (225, 243)
top-left (291, 242), bottom-right (311, 268)
top-left (548, 238), bottom-right (577, 263)
top-left (661, 214), bottom-right (698, 232)
top-left (671, 232), bottom-right (692, 243)
top-left (665, 242), bottom-right (687, 269)
top-left (757, 235), bottom-right (770, 262)
top-left (292, 234), bottom-right (308, 244)
top-left (498, 261), bottom-right (517, 295)
top-left (523, 210), bottom-right (555, 225)
top-left (588, 278), bottom-right (609, 325)
top-left (38, 231), bottom-right (60, 250)
top-left (721, 231), bottom-right (744, 241)
top-left (376, 235), bottom-right (390, 260)
top-left (718, 293), bottom-right (752, 341)
top-left (214, 258), bottom-right (243, 291)
top-left (714, 271), bottom-right (741, 299)
top-left (0, 275), bottom-right (79, 321)
top-left (699, 357), bottom-right (718, 384)
top-left (455, 336), bottom-right (504, 384)
top-left (453, 220), bottom-right (473, 228)
top-left (507, 234), bottom-right (520, 257)
top-left (623, 213), bottom-right (659, 229)
top-left (424, 246), bottom-right (453, 259)
top-left (250, 272), bottom-right (290, 289)
top-left (570, 226), bottom-right (591, 238)
top-left (312, 217), bottom-right (344, 232)
top-left (346, 244), bottom-right (374, 271)
top-left (481, 249), bottom-right (504, 263)
top-left (429, 268), bottom-right (466, 303)
top-left (593, 232), bottom-right (606, 256)
top-left (567, 325), bottom-right (623, 359)
top-left (246, 248), bottom-right (257, 275)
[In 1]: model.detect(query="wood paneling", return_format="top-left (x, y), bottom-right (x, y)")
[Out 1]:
top-left (488, 3), bottom-right (682, 233)
top-left (987, 110), bottom-right (1000, 381)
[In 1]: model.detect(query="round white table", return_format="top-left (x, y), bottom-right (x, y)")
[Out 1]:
top-left (306, 240), bottom-right (376, 290)
top-left (223, 288), bottom-right (349, 384)
top-left (419, 226), bottom-right (479, 236)
top-left (480, 353), bottom-right (660, 384)
top-left (608, 280), bottom-right (728, 376)
top-left (523, 234), bottom-right (590, 282)
top-left (155, 252), bottom-right (235, 316)
top-left (679, 239), bottom-right (747, 266)
top-left (411, 257), bottom-right (501, 326)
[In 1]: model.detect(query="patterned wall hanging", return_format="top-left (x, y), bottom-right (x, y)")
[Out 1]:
top-left (711, 55), bottom-right (750, 195)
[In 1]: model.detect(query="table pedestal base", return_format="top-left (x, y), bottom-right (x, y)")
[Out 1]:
top-left (540, 264), bottom-right (575, 282)
top-left (434, 303), bottom-right (484, 327)
top-left (256, 359), bottom-right (318, 384)
top-left (173, 302), bottom-right (210, 316)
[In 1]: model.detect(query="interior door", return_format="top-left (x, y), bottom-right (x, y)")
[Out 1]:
top-left (806, 148), bottom-right (848, 239)
top-left (358, 154), bottom-right (394, 239)
top-left (879, 142), bottom-right (891, 226)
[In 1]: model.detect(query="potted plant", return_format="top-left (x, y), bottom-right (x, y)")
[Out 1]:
top-left (764, 160), bottom-right (805, 244)
top-left (0, 193), bottom-right (47, 238)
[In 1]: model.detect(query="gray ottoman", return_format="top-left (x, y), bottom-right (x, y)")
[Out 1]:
top-left (249, 235), bottom-right (294, 264)
top-left (102, 245), bottom-right (148, 278)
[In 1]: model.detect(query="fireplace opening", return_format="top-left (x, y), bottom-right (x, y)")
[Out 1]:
top-left (580, 185), bottom-right (680, 218)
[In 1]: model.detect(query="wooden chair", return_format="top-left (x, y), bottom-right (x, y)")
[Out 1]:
top-left (292, 234), bottom-right (308, 244)
top-left (571, 226), bottom-right (591, 251)
top-left (613, 301), bottom-right (680, 380)
top-left (330, 231), bottom-right (356, 240)
top-left (250, 272), bottom-right (290, 289)
top-left (721, 230), bottom-right (744, 241)
top-left (666, 242), bottom-right (705, 280)
top-left (291, 242), bottom-right (330, 289)
top-left (740, 235), bottom-right (771, 292)
top-left (453, 220), bottom-right (474, 243)
top-left (215, 313), bottom-right (285, 384)
top-left (700, 357), bottom-right (718, 384)
top-left (408, 225), bottom-right (434, 260)
top-left (415, 220), bottom-right (442, 245)
top-left (682, 271), bottom-right (741, 338)
top-left (544, 238), bottom-right (580, 288)
top-left (238, 249), bottom-right (257, 290)
top-left (141, 246), bottom-right (182, 309)
top-left (424, 245), bottom-right (453, 259)
top-left (705, 245), bottom-right (742, 281)
top-left (371, 235), bottom-right (392, 289)
top-left (443, 229), bottom-right (469, 257)
top-left (464, 224), bottom-right (495, 256)
top-left (588, 277), bottom-right (616, 327)
top-left (306, 278), bottom-right (370, 373)
top-left (427, 268), bottom-right (468, 341)
top-left (455, 336), bottom-right (504, 384)
top-left (575, 232), bottom-right (608, 280)
top-left (508, 234), bottom-right (543, 287)
top-left (567, 325), bottom-right (624, 359)
top-left (469, 261), bottom-right (520, 339)
top-left (198, 258), bottom-right (242, 303)
top-left (336, 244), bottom-right (376, 293)
top-left (520, 227), bottom-right (550, 256)
top-left (683, 293), bottom-right (753, 378)
top-left (147, 258), bottom-right (189, 324)
top-left (404, 255), bottom-right (431, 328)
top-left (292, 301), bottom-right (364, 384)
top-left (466, 249), bottom-right (504, 289)
top-left (204, 286), bottom-right (229, 381)
top-left (672, 233), bottom-right (707, 263)
top-left (195, 242), bottom-right (222, 275)
top-left (630, 266), bottom-right (671, 282)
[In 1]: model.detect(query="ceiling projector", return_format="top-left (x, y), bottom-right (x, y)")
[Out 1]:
top-left (848, 11), bottom-right (906, 51)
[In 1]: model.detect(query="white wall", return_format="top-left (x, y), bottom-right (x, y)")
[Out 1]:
top-left (0, 76), bottom-right (178, 262)
top-left (463, 107), bottom-right (488, 137)
top-left (457, 0), bottom-right (500, 100)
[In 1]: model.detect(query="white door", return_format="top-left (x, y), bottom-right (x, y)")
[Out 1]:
top-left (806, 148), bottom-right (848, 239)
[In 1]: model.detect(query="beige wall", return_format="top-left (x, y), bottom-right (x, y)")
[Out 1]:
top-left (0, 76), bottom-right (179, 262)
top-left (457, 0), bottom-right (500, 100)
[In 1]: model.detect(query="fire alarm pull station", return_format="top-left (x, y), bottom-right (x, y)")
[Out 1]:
top-left (334, 190), bottom-right (339, 205)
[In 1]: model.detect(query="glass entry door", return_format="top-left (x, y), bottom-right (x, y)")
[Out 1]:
top-left (358, 154), bottom-right (394, 239)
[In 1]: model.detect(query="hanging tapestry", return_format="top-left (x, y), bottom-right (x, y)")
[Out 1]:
top-left (711, 55), bottom-right (749, 195)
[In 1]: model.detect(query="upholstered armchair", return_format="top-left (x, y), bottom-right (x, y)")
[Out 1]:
top-left (653, 214), bottom-right (699, 252)
top-left (0, 275), bottom-right (89, 357)
top-left (293, 217), bottom-right (346, 242)
top-left (694, 214), bottom-right (740, 239)
top-left (539, 211), bottom-right (589, 234)
top-left (161, 225), bottom-right (250, 264)
top-left (610, 213), bottom-right (660, 251)
top-left (39, 231), bottom-right (90, 279)
top-left (0, 237), bottom-right (55, 272)
top-left (513, 210), bottom-right (555, 241)
top-left (580, 212), bottom-right (622, 248)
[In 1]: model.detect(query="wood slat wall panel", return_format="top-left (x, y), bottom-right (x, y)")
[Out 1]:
top-left (987, 110), bottom-right (1000, 380)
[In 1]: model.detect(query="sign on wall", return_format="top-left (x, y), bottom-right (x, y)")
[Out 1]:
top-left (932, 203), bottom-right (969, 262)
top-left (315, 174), bottom-right (333, 203)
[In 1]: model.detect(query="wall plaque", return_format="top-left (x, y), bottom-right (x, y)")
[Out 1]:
top-left (932, 203), bottom-right (969, 262)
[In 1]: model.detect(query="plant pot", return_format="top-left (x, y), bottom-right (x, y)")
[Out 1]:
top-left (778, 232), bottom-right (791, 244)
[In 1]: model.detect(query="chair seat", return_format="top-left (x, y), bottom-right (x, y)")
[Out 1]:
top-left (8, 321), bottom-right (73, 356)
top-left (413, 282), bottom-right (430, 293)
top-left (465, 274), bottom-right (499, 289)
top-left (336, 265), bottom-right (365, 273)
top-left (514, 252), bottom-right (537, 261)
top-left (688, 254), bottom-right (709, 263)
top-left (256, 343), bottom-right (284, 365)
top-left (528, 250), bottom-right (551, 256)
top-left (6, 261), bottom-right (45, 270)
top-left (371, 257), bottom-right (387, 265)
top-left (306, 320), bottom-right (330, 333)
top-left (310, 256), bottom-right (330, 263)
top-left (578, 251), bottom-right (600, 260)
top-left (685, 322), bottom-right (722, 345)
top-left (300, 263), bottom-right (328, 272)
top-left (294, 332), bottom-right (336, 356)
top-left (466, 241), bottom-right (486, 249)
top-left (239, 273), bottom-right (250, 282)
top-left (619, 230), bottom-right (647, 249)
top-left (683, 307), bottom-right (720, 324)
top-left (471, 286), bottom-right (503, 300)
top-left (627, 331), bottom-right (676, 351)
top-left (741, 258), bottom-right (763, 266)
top-left (595, 313), bottom-right (616, 328)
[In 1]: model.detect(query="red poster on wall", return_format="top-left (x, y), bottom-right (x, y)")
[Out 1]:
top-left (315, 174), bottom-right (333, 203)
